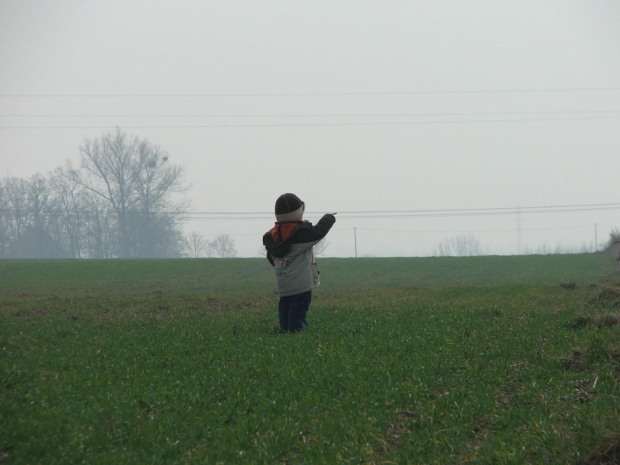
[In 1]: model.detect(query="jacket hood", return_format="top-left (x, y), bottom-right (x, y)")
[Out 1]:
top-left (264, 221), bottom-right (310, 258)
top-left (268, 220), bottom-right (307, 243)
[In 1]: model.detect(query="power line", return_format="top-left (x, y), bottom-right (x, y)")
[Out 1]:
top-left (3, 110), bottom-right (619, 118)
top-left (179, 202), bottom-right (620, 220)
top-left (338, 203), bottom-right (620, 214)
top-left (3, 202), bottom-right (619, 220)
top-left (3, 115), bottom-right (620, 129)
top-left (336, 207), bottom-right (620, 220)
top-left (355, 223), bottom-right (596, 234)
top-left (2, 86), bottom-right (619, 98)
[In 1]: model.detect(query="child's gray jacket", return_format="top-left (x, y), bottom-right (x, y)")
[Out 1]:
top-left (263, 214), bottom-right (335, 297)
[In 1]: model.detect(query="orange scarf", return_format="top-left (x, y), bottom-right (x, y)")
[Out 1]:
top-left (269, 220), bottom-right (307, 243)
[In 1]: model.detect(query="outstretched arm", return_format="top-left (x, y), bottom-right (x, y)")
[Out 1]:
top-left (294, 213), bottom-right (336, 243)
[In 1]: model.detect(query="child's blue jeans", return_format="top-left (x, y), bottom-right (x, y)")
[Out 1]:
top-left (278, 290), bottom-right (312, 332)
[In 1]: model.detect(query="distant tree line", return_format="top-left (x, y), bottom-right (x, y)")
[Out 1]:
top-left (0, 129), bottom-right (188, 259)
top-left (184, 231), bottom-right (237, 258)
top-left (434, 233), bottom-right (484, 257)
top-left (606, 228), bottom-right (620, 273)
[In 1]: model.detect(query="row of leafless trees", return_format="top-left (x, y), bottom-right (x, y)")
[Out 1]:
top-left (0, 129), bottom-right (187, 259)
top-left (184, 232), bottom-right (237, 258)
top-left (434, 233), bottom-right (484, 257)
top-left (607, 229), bottom-right (620, 273)
top-left (433, 231), bottom-right (620, 257)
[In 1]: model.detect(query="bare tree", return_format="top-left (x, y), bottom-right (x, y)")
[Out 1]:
top-left (26, 174), bottom-right (51, 234)
top-left (75, 128), bottom-right (187, 258)
top-left (184, 231), bottom-right (209, 258)
top-left (76, 129), bottom-right (142, 257)
top-left (313, 239), bottom-right (329, 256)
top-left (1, 174), bottom-right (69, 258)
top-left (82, 191), bottom-right (116, 259)
top-left (3, 177), bottom-right (30, 241)
top-left (207, 234), bottom-right (237, 258)
top-left (0, 179), bottom-right (10, 257)
top-left (434, 233), bottom-right (484, 257)
top-left (131, 140), bottom-right (187, 257)
top-left (0, 129), bottom-right (187, 259)
top-left (49, 166), bottom-right (87, 258)
top-left (606, 228), bottom-right (620, 273)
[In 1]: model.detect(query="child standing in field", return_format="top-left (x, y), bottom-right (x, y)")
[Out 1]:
top-left (262, 193), bottom-right (336, 332)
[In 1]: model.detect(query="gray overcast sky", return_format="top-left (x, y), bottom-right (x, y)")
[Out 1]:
top-left (1, 0), bottom-right (619, 257)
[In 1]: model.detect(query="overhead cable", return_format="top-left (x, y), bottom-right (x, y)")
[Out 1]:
top-left (3, 110), bottom-right (620, 118)
top-left (3, 202), bottom-right (619, 220)
top-left (2, 86), bottom-right (619, 98)
top-left (2, 115), bottom-right (620, 129)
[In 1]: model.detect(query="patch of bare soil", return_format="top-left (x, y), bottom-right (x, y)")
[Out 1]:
top-left (560, 348), bottom-right (592, 372)
top-left (470, 418), bottom-right (493, 449)
top-left (574, 313), bottom-right (620, 329)
top-left (588, 284), bottom-right (620, 309)
top-left (12, 307), bottom-right (50, 319)
top-left (384, 409), bottom-right (415, 450)
top-left (571, 377), bottom-right (599, 404)
top-left (560, 346), bottom-right (620, 373)
top-left (579, 436), bottom-right (620, 465)
top-left (561, 281), bottom-right (578, 290)
top-left (370, 409), bottom-right (415, 463)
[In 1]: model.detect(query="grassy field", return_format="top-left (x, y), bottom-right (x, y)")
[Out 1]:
top-left (1, 254), bottom-right (619, 464)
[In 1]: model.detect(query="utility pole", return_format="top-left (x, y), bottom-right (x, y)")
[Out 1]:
top-left (595, 223), bottom-right (598, 252)
top-left (354, 227), bottom-right (358, 258)
top-left (516, 206), bottom-right (522, 255)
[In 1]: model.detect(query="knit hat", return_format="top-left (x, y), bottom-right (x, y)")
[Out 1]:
top-left (275, 193), bottom-right (305, 221)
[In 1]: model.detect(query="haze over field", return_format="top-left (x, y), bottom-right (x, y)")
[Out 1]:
top-left (1, 0), bottom-right (619, 257)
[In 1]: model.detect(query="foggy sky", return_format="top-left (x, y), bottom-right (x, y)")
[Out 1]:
top-left (1, 0), bottom-right (619, 257)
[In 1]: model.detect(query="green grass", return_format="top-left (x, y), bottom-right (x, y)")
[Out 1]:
top-left (1, 254), bottom-right (619, 464)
